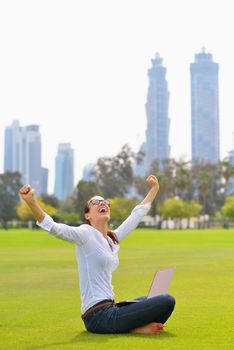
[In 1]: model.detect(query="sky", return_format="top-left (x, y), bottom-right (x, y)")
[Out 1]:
top-left (1, 0), bottom-right (234, 193)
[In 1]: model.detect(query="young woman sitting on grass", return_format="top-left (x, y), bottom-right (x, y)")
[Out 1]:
top-left (19, 175), bottom-right (175, 334)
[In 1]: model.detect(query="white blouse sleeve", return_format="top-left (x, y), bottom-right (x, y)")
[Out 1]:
top-left (114, 203), bottom-right (151, 242)
top-left (37, 214), bottom-right (90, 245)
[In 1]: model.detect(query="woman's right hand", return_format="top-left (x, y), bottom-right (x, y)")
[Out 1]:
top-left (19, 184), bottom-right (36, 203)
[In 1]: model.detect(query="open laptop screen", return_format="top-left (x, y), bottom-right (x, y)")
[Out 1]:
top-left (147, 266), bottom-right (176, 298)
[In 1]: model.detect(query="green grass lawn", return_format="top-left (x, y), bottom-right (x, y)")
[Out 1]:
top-left (0, 227), bottom-right (234, 350)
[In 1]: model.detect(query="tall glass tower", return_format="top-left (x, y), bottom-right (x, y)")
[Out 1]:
top-left (145, 53), bottom-right (170, 170)
top-left (190, 48), bottom-right (220, 163)
top-left (4, 120), bottom-right (47, 194)
top-left (54, 143), bottom-right (74, 200)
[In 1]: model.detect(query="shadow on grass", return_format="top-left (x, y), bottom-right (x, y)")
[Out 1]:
top-left (27, 330), bottom-right (176, 350)
top-left (27, 332), bottom-right (108, 350)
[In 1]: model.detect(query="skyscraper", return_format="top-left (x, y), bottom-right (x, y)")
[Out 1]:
top-left (54, 143), bottom-right (74, 200)
top-left (190, 48), bottom-right (220, 163)
top-left (145, 53), bottom-right (170, 170)
top-left (227, 139), bottom-right (234, 195)
top-left (82, 163), bottom-right (96, 181)
top-left (4, 120), bottom-right (47, 194)
top-left (134, 142), bottom-right (146, 177)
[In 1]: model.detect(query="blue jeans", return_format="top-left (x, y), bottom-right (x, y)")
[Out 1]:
top-left (83, 294), bottom-right (176, 334)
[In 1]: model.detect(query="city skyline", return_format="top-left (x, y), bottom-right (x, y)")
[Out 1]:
top-left (1, 48), bottom-right (231, 193)
top-left (4, 120), bottom-right (47, 195)
top-left (1, 1), bottom-right (234, 193)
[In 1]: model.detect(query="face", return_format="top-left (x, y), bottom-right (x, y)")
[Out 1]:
top-left (85, 196), bottom-right (111, 225)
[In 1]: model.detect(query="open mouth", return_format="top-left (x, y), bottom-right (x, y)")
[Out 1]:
top-left (99, 207), bottom-right (107, 213)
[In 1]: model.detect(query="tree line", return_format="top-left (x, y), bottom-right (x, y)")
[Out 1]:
top-left (1, 144), bottom-right (234, 228)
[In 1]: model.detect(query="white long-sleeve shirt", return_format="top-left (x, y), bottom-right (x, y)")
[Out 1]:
top-left (37, 203), bottom-right (150, 313)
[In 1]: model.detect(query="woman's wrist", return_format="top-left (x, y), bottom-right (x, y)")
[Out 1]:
top-left (25, 198), bottom-right (36, 205)
top-left (151, 184), bottom-right (159, 193)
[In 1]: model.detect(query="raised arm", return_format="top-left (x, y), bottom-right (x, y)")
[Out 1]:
top-left (19, 185), bottom-right (88, 245)
top-left (19, 185), bottom-right (45, 222)
top-left (140, 175), bottom-right (159, 205)
top-left (114, 174), bottom-right (159, 241)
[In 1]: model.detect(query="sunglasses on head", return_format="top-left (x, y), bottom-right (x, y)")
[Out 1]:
top-left (88, 198), bottom-right (110, 207)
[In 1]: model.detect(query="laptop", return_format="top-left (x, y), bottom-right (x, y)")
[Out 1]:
top-left (147, 266), bottom-right (176, 298)
top-left (116, 266), bottom-right (176, 306)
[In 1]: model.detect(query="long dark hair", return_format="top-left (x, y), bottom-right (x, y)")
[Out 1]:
top-left (84, 201), bottom-right (119, 245)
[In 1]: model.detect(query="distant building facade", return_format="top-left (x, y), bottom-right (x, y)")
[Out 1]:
top-left (134, 142), bottom-right (146, 177)
top-left (145, 53), bottom-right (170, 170)
top-left (227, 150), bottom-right (234, 194)
top-left (82, 163), bottom-right (96, 181)
top-left (41, 167), bottom-right (49, 194)
top-left (190, 48), bottom-right (220, 163)
top-left (4, 120), bottom-right (47, 194)
top-left (54, 143), bottom-right (74, 200)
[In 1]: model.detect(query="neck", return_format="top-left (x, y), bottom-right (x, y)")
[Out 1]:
top-left (92, 222), bottom-right (109, 237)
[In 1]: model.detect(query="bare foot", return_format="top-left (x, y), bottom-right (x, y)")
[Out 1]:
top-left (131, 322), bottom-right (164, 334)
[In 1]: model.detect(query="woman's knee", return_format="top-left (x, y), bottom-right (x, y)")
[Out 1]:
top-left (163, 294), bottom-right (176, 311)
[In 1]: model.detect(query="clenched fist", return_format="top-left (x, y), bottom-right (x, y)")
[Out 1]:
top-left (19, 184), bottom-right (36, 203)
top-left (145, 175), bottom-right (159, 190)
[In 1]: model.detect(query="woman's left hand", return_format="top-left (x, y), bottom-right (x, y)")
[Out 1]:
top-left (146, 175), bottom-right (159, 190)
top-left (140, 175), bottom-right (160, 205)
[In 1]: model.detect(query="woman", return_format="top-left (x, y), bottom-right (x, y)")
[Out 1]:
top-left (19, 175), bottom-right (175, 334)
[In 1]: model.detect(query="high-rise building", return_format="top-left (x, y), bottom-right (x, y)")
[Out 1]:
top-left (145, 53), bottom-right (170, 171)
top-left (41, 167), bottom-right (49, 194)
top-left (82, 163), bottom-right (96, 181)
top-left (227, 148), bottom-right (234, 195)
top-left (190, 48), bottom-right (220, 163)
top-left (4, 120), bottom-right (47, 194)
top-left (54, 143), bottom-right (74, 200)
top-left (134, 142), bottom-right (146, 177)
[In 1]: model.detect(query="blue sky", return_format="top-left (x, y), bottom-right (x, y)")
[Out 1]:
top-left (0, 0), bottom-right (233, 192)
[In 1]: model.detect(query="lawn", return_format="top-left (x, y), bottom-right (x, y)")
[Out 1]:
top-left (0, 227), bottom-right (234, 350)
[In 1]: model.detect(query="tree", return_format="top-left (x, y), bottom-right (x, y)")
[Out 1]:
top-left (149, 159), bottom-right (170, 202)
top-left (192, 162), bottom-right (223, 216)
top-left (95, 144), bottom-right (138, 198)
top-left (198, 171), bottom-right (211, 211)
top-left (109, 197), bottom-right (138, 224)
top-left (17, 198), bottom-right (57, 222)
top-left (55, 211), bottom-right (80, 225)
top-left (59, 195), bottom-right (76, 213)
top-left (40, 194), bottom-right (60, 208)
top-left (73, 180), bottom-right (102, 220)
top-left (134, 160), bottom-right (172, 217)
top-left (157, 197), bottom-right (202, 229)
top-left (55, 195), bottom-right (80, 224)
top-left (173, 159), bottom-right (192, 200)
top-left (133, 176), bottom-right (149, 198)
top-left (220, 158), bottom-right (234, 195)
top-left (183, 200), bottom-right (202, 228)
top-left (0, 172), bottom-right (23, 227)
top-left (161, 158), bottom-right (176, 197)
top-left (158, 198), bottom-right (185, 221)
top-left (221, 196), bottom-right (234, 219)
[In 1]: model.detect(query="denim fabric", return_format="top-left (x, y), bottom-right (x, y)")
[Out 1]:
top-left (83, 294), bottom-right (176, 334)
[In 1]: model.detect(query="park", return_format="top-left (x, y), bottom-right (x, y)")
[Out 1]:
top-left (1, 226), bottom-right (234, 350)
